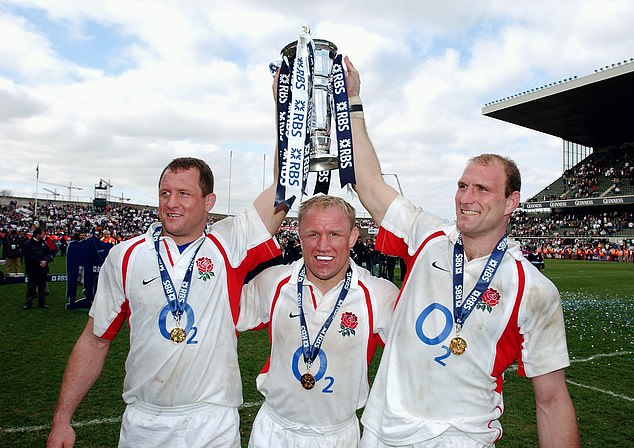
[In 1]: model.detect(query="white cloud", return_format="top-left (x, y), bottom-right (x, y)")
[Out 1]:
top-left (1, 0), bottom-right (633, 220)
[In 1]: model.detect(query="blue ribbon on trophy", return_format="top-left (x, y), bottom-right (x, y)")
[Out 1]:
top-left (272, 26), bottom-right (356, 208)
top-left (274, 59), bottom-right (293, 208)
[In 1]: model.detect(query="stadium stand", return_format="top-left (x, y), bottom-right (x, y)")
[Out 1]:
top-left (531, 146), bottom-right (633, 201)
top-left (483, 57), bottom-right (634, 261)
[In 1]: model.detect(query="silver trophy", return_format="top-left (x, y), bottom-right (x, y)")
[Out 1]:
top-left (279, 37), bottom-right (338, 171)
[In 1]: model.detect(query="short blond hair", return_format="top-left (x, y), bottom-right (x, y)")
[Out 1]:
top-left (298, 195), bottom-right (356, 230)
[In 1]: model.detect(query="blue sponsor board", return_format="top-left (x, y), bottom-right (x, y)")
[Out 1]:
top-left (0, 273), bottom-right (68, 285)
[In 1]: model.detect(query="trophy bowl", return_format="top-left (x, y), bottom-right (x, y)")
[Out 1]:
top-left (280, 39), bottom-right (339, 172)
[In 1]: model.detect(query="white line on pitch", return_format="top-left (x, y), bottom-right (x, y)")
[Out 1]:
top-left (241, 401), bottom-right (263, 408)
top-left (566, 380), bottom-right (634, 401)
top-left (507, 350), bottom-right (631, 372)
top-left (2, 417), bottom-right (122, 434)
top-left (1, 402), bottom-right (264, 434)
top-left (565, 350), bottom-right (634, 401)
top-left (570, 350), bottom-right (632, 363)
top-left (507, 350), bottom-right (633, 401)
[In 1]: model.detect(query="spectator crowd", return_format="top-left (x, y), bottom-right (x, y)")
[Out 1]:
top-left (2, 196), bottom-right (633, 280)
top-left (511, 209), bottom-right (634, 238)
top-left (534, 147), bottom-right (633, 201)
top-left (1, 199), bottom-right (160, 245)
top-left (510, 208), bottom-right (634, 263)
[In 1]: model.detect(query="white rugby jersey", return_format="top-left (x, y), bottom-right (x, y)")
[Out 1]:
top-left (237, 259), bottom-right (398, 428)
top-left (361, 195), bottom-right (570, 446)
top-left (89, 205), bottom-right (280, 408)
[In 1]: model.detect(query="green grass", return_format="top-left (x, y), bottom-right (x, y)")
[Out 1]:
top-left (1, 258), bottom-right (632, 447)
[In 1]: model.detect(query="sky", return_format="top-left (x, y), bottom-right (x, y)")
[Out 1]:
top-left (1, 0), bottom-right (633, 220)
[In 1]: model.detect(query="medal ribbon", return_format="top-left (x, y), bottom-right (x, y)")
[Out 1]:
top-left (452, 234), bottom-right (508, 329)
top-left (152, 227), bottom-right (205, 320)
top-left (296, 264), bottom-right (352, 367)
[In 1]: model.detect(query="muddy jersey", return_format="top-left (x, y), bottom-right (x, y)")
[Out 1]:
top-left (237, 259), bottom-right (398, 428)
top-left (89, 205), bottom-right (281, 408)
top-left (361, 195), bottom-right (570, 446)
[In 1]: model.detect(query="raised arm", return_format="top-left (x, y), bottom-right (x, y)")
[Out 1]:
top-left (345, 56), bottom-right (398, 225)
top-left (254, 181), bottom-right (288, 236)
top-left (47, 318), bottom-right (112, 448)
top-left (531, 369), bottom-right (580, 448)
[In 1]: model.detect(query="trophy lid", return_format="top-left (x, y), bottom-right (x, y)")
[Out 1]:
top-left (281, 39), bottom-right (338, 61)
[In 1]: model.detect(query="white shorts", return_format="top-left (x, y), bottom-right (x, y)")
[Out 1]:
top-left (360, 428), bottom-right (494, 448)
top-left (119, 401), bottom-right (240, 448)
top-left (248, 402), bottom-right (360, 448)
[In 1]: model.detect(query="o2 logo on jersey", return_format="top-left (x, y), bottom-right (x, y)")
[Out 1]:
top-left (158, 304), bottom-right (199, 344)
top-left (291, 347), bottom-right (335, 393)
top-left (415, 302), bottom-right (453, 366)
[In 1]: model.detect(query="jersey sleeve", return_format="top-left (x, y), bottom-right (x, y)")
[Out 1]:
top-left (517, 266), bottom-right (571, 377)
top-left (377, 195), bottom-right (448, 259)
top-left (370, 277), bottom-right (400, 343)
top-left (88, 244), bottom-right (129, 340)
top-left (211, 204), bottom-right (281, 271)
top-left (236, 266), bottom-right (285, 331)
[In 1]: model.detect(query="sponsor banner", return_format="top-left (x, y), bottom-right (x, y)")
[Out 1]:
top-left (522, 196), bottom-right (634, 209)
top-left (0, 273), bottom-right (67, 285)
top-left (330, 54), bottom-right (355, 188)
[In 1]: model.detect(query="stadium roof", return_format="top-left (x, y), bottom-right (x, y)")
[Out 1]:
top-left (482, 59), bottom-right (634, 149)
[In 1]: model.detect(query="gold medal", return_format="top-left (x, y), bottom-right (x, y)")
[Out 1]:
top-left (170, 327), bottom-right (187, 343)
top-left (450, 336), bottom-right (467, 355)
top-left (300, 373), bottom-right (315, 390)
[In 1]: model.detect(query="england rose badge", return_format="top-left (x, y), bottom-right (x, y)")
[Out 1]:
top-left (339, 311), bottom-right (358, 337)
top-left (477, 287), bottom-right (500, 313)
top-left (196, 257), bottom-right (215, 281)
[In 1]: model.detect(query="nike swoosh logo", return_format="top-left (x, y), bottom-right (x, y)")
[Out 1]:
top-left (142, 276), bottom-right (159, 285)
top-left (431, 261), bottom-right (449, 272)
top-left (289, 312), bottom-right (300, 318)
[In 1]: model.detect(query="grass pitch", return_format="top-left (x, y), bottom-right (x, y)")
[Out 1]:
top-left (0, 258), bottom-right (632, 447)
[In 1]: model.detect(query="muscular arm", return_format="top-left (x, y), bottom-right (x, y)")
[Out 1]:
top-left (345, 56), bottom-right (398, 225)
top-left (47, 318), bottom-right (112, 448)
top-left (253, 182), bottom-right (288, 236)
top-left (531, 369), bottom-right (580, 448)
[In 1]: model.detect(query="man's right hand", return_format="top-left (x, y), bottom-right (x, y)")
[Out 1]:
top-left (47, 422), bottom-right (76, 448)
top-left (344, 56), bottom-right (361, 98)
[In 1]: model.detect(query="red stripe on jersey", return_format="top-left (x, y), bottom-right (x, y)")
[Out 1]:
top-left (206, 234), bottom-right (281, 327)
top-left (100, 300), bottom-right (130, 340)
top-left (101, 238), bottom-right (144, 340)
top-left (309, 285), bottom-right (317, 310)
top-left (492, 260), bottom-right (526, 392)
top-left (206, 233), bottom-right (238, 326)
top-left (375, 227), bottom-right (406, 258)
top-left (261, 275), bottom-right (292, 375)
top-left (358, 281), bottom-right (380, 366)
top-left (384, 229), bottom-right (446, 310)
top-left (249, 322), bottom-right (269, 332)
top-left (162, 239), bottom-right (174, 266)
top-left (490, 405), bottom-right (504, 443)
